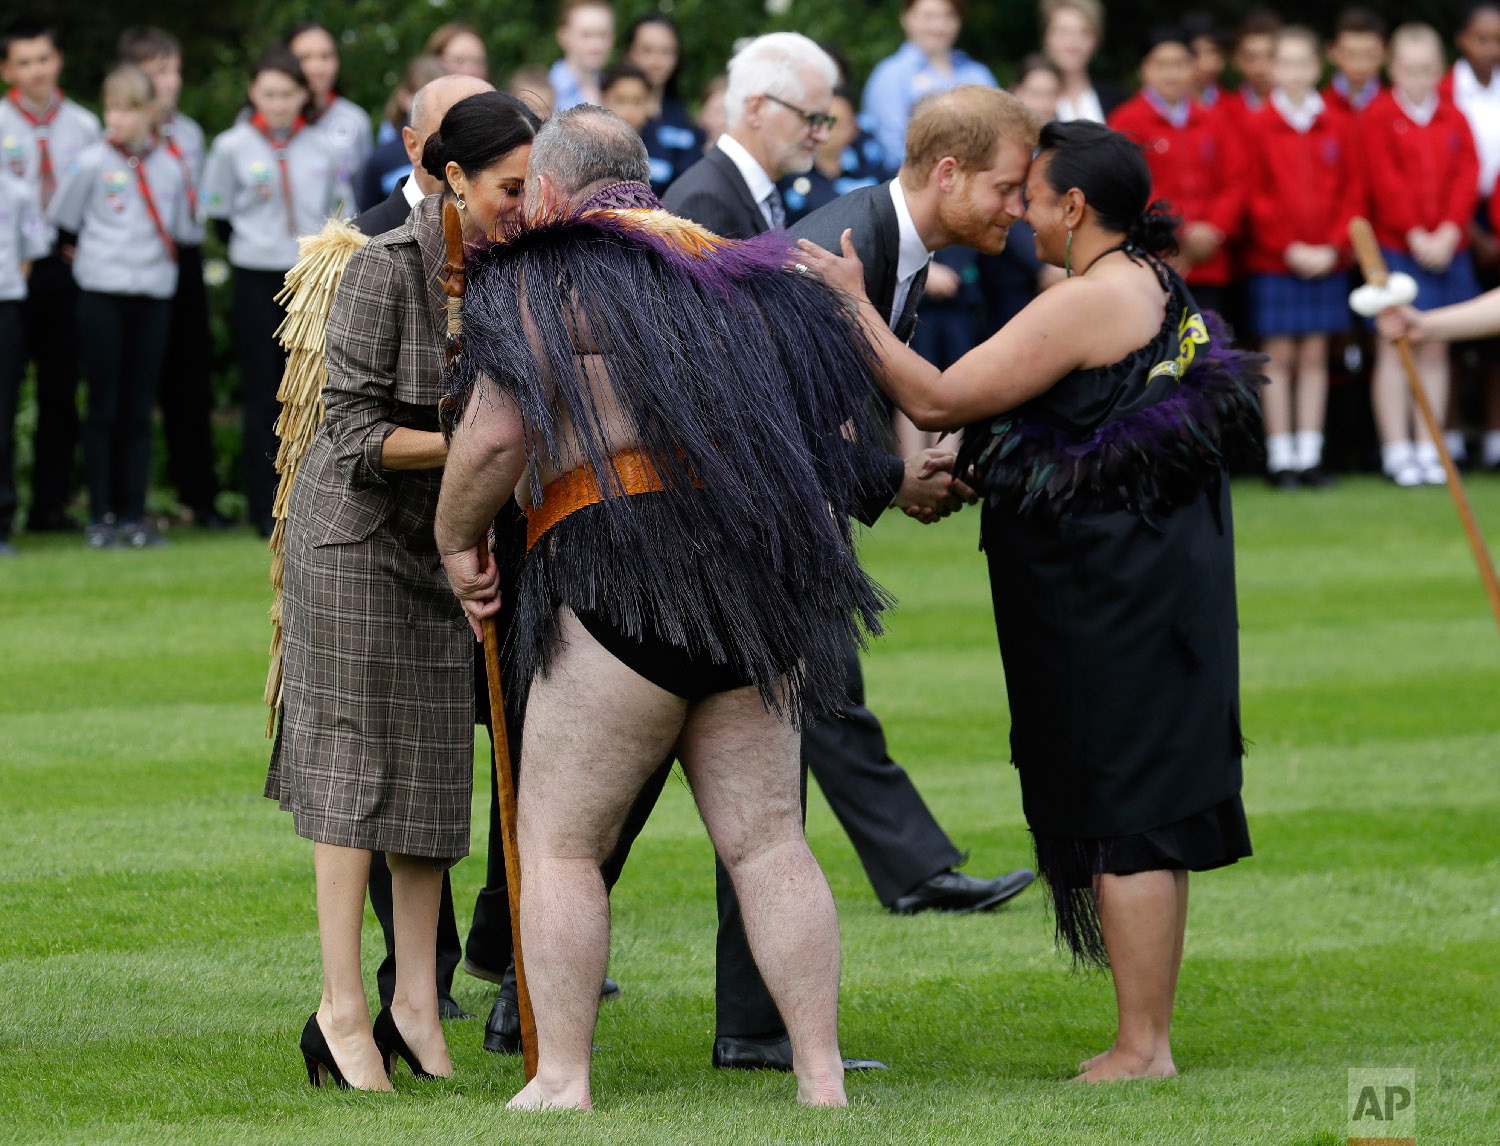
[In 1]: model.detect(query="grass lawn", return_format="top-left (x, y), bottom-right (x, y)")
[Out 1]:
top-left (1, 476), bottom-right (1497, 1144)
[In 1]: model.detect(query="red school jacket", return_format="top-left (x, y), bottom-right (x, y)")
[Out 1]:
top-left (1107, 92), bottom-right (1244, 286)
top-left (1360, 90), bottom-right (1479, 252)
top-left (1243, 100), bottom-right (1367, 274)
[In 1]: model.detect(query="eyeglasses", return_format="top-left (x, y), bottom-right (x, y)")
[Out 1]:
top-left (760, 93), bottom-right (837, 132)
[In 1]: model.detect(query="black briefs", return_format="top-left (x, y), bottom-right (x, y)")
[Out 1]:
top-left (573, 607), bottom-right (756, 702)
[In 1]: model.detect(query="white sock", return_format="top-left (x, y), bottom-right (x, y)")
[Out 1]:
top-left (1483, 430), bottom-right (1500, 468)
top-left (1266, 432), bottom-right (1296, 473)
top-left (1414, 440), bottom-right (1440, 466)
top-left (1444, 430), bottom-right (1468, 464)
top-left (1381, 440), bottom-right (1413, 476)
top-left (1294, 429), bottom-right (1324, 471)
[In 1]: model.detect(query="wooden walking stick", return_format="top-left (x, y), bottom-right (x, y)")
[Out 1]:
top-left (1349, 216), bottom-right (1500, 637)
top-left (442, 201), bottom-right (539, 1081)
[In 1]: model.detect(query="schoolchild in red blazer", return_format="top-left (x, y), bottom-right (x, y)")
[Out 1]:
top-left (1220, 10), bottom-right (1279, 132)
top-left (1365, 24), bottom-right (1481, 485)
top-left (1443, 1), bottom-right (1500, 472)
top-left (1109, 26), bottom-right (1243, 312)
top-left (1244, 26), bottom-right (1365, 487)
top-left (1322, 6), bottom-right (1387, 116)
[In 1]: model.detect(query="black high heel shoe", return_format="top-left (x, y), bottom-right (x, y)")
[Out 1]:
top-left (373, 1007), bottom-right (439, 1080)
top-left (300, 1013), bottom-right (352, 1089)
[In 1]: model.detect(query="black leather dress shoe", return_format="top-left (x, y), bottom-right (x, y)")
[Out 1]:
top-left (438, 994), bottom-right (475, 1021)
top-left (483, 993), bottom-right (521, 1054)
top-left (889, 867), bottom-right (1036, 915)
top-left (713, 1034), bottom-right (793, 1071)
top-left (712, 1035), bottom-right (887, 1072)
top-left (1299, 466), bottom-right (1335, 489)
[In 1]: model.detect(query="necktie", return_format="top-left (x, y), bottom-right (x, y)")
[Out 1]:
top-left (894, 262), bottom-right (929, 343)
top-left (110, 138), bottom-right (176, 264)
top-left (764, 186), bottom-right (786, 230)
top-left (161, 120), bottom-right (198, 218)
top-left (251, 112), bottom-right (306, 236)
top-left (8, 88), bottom-right (62, 209)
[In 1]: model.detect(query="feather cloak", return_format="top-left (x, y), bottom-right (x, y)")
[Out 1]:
top-left (442, 182), bottom-right (891, 724)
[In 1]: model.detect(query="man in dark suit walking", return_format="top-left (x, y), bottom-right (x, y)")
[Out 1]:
top-left (350, 71), bottom-right (493, 1023)
top-left (663, 38), bottom-right (1036, 1072)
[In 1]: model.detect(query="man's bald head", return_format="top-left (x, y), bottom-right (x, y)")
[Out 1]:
top-left (406, 73), bottom-right (494, 193)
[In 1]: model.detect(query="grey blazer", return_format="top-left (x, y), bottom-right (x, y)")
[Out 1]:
top-left (791, 180), bottom-right (926, 341)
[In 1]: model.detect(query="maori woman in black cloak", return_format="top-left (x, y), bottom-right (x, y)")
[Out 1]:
top-left (799, 120), bottom-right (1263, 1083)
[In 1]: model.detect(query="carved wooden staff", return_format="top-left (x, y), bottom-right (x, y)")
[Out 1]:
top-left (442, 201), bottom-right (539, 1080)
top-left (1349, 216), bottom-right (1500, 637)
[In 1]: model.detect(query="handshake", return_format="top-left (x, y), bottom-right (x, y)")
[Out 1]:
top-left (894, 446), bottom-right (979, 524)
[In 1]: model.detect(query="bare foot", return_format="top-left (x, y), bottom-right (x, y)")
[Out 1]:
top-left (316, 1005), bottom-right (393, 1091)
top-left (796, 1072), bottom-right (848, 1107)
top-left (1071, 1043), bottom-right (1176, 1083)
top-left (1077, 1049), bottom-right (1110, 1073)
top-left (507, 1075), bottom-right (592, 1111)
top-left (388, 1002), bottom-right (454, 1078)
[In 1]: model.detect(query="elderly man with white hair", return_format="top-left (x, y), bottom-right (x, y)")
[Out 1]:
top-left (663, 31), bottom-right (837, 236)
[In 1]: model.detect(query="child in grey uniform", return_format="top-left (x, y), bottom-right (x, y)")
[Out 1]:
top-left (202, 47), bottom-right (336, 537)
top-left (0, 166), bottom-right (51, 555)
top-left (286, 22), bottom-right (371, 215)
top-left (0, 21), bottom-right (101, 532)
top-left (48, 64), bottom-right (190, 549)
top-left (120, 25), bottom-right (224, 528)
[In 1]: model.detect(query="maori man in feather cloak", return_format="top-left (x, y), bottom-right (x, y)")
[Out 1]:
top-left (434, 105), bottom-right (892, 1110)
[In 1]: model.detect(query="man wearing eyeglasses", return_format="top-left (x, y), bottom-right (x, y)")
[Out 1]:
top-left (664, 31), bottom-right (835, 237)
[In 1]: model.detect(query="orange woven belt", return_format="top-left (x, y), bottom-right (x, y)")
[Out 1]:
top-left (525, 449), bottom-right (676, 552)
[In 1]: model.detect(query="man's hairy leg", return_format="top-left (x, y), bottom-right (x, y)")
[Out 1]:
top-left (508, 610), bottom-right (686, 1111)
top-left (678, 688), bottom-right (847, 1107)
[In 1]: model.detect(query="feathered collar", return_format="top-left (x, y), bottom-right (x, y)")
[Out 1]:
top-left (472, 189), bottom-right (806, 299)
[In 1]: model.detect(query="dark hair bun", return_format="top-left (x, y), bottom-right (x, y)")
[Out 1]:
top-left (419, 91), bottom-right (541, 195)
top-left (420, 129), bottom-right (448, 184)
top-left (1039, 121), bottom-right (1181, 257)
top-left (1128, 199), bottom-right (1181, 258)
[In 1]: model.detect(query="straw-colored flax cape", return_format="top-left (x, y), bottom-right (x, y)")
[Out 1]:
top-left (264, 218), bottom-right (369, 736)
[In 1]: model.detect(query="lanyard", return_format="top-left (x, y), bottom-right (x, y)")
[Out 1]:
top-left (8, 87), bottom-right (62, 208)
top-left (250, 111), bottom-right (305, 237)
top-left (110, 137), bottom-right (177, 265)
top-left (160, 119), bottom-right (198, 217)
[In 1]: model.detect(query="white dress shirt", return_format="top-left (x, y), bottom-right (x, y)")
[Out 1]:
top-left (888, 178), bottom-right (932, 329)
top-left (1451, 59), bottom-right (1500, 195)
top-left (716, 133), bottom-right (779, 228)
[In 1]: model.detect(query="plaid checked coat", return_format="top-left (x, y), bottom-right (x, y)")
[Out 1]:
top-left (265, 195), bottom-right (475, 863)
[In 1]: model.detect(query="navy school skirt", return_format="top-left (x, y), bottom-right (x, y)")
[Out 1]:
top-left (1247, 270), bottom-right (1352, 338)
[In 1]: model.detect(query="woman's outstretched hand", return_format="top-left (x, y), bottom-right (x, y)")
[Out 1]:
top-left (795, 229), bottom-right (869, 305)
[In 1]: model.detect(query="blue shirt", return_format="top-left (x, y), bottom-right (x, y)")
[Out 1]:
top-left (643, 99), bottom-right (705, 195)
top-left (549, 60), bottom-right (597, 112)
top-left (860, 42), bottom-right (997, 176)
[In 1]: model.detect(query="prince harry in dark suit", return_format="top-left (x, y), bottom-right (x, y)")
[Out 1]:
top-left (665, 50), bottom-right (1042, 1068)
top-left (787, 80), bottom-right (1042, 920)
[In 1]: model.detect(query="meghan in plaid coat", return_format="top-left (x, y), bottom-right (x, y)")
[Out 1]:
top-left (266, 193), bottom-right (474, 864)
